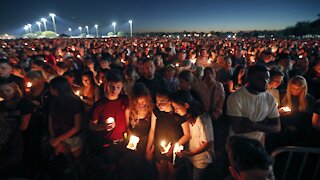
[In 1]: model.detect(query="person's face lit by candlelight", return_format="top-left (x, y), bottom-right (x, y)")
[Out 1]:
top-left (172, 102), bottom-right (188, 116)
top-left (82, 75), bottom-right (91, 87)
top-left (268, 75), bottom-right (283, 89)
top-left (136, 96), bottom-right (148, 109)
top-left (289, 84), bottom-right (303, 96)
top-left (156, 95), bottom-right (171, 112)
top-left (0, 84), bottom-right (16, 100)
top-left (313, 62), bottom-right (320, 74)
top-left (106, 81), bottom-right (123, 99)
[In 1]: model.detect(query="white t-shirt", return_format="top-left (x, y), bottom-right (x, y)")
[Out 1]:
top-left (227, 87), bottom-right (280, 141)
top-left (189, 113), bottom-right (214, 169)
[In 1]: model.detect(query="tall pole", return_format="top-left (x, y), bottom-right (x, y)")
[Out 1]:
top-left (41, 18), bottom-right (47, 31)
top-left (49, 13), bottom-right (57, 33)
top-left (68, 28), bottom-right (72, 36)
top-left (24, 26), bottom-right (29, 34)
top-left (129, 20), bottom-right (133, 37)
top-left (79, 26), bottom-right (82, 34)
top-left (36, 21), bottom-right (42, 32)
top-left (85, 26), bottom-right (89, 35)
top-left (27, 24), bottom-right (32, 33)
top-left (95, 24), bottom-right (99, 37)
top-left (112, 22), bottom-right (116, 35)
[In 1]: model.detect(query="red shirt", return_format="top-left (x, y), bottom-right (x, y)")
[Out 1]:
top-left (92, 95), bottom-right (128, 143)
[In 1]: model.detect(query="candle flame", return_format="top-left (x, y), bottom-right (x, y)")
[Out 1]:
top-left (27, 82), bottom-right (32, 88)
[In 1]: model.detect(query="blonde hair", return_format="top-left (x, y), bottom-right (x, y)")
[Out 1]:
top-left (128, 83), bottom-right (154, 128)
top-left (282, 76), bottom-right (308, 111)
top-left (0, 81), bottom-right (23, 101)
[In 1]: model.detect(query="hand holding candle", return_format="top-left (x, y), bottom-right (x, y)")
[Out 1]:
top-left (126, 135), bottom-right (140, 151)
top-left (160, 141), bottom-right (171, 154)
top-left (173, 143), bottom-right (184, 165)
top-left (75, 90), bottom-right (83, 99)
top-left (279, 106), bottom-right (291, 113)
top-left (105, 117), bottom-right (115, 131)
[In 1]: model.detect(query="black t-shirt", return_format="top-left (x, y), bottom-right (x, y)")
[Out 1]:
top-left (153, 108), bottom-right (186, 150)
top-left (50, 95), bottom-right (84, 136)
top-left (0, 98), bottom-right (35, 129)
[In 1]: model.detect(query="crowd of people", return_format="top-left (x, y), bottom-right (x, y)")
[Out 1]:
top-left (0, 36), bottom-right (319, 180)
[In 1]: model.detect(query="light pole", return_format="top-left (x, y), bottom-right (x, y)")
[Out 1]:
top-left (128, 20), bottom-right (133, 37)
top-left (36, 21), bottom-right (42, 32)
top-left (41, 18), bottom-right (47, 31)
top-left (78, 26), bottom-right (82, 35)
top-left (94, 24), bottom-right (99, 37)
top-left (27, 24), bottom-right (32, 33)
top-left (24, 26), bottom-right (29, 34)
top-left (85, 26), bottom-right (89, 35)
top-left (112, 22), bottom-right (116, 35)
top-left (49, 13), bottom-right (57, 33)
top-left (68, 28), bottom-right (72, 36)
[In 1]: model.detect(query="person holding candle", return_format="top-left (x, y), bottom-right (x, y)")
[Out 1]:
top-left (171, 90), bottom-right (214, 180)
top-left (48, 76), bottom-right (84, 159)
top-left (25, 70), bottom-right (52, 175)
top-left (124, 82), bottom-right (154, 179)
top-left (146, 87), bottom-right (190, 180)
top-left (276, 75), bottom-right (315, 148)
top-left (78, 70), bottom-right (101, 107)
top-left (89, 70), bottom-right (128, 179)
top-left (267, 67), bottom-right (284, 107)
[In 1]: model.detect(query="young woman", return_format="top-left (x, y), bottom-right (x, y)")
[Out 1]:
top-left (48, 76), bottom-right (84, 158)
top-left (79, 71), bottom-right (101, 107)
top-left (278, 76), bottom-right (315, 147)
top-left (229, 65), bottom-right (246, 93)
top-left (124, 82), bottom-right (154, 179)
top-left (171, 90), bottom-right (214, 180)
top-left (146, 88), bottom-right (190, 180)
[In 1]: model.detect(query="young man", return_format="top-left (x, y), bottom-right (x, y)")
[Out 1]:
top-left (227, 65), bottom-right (280, 144)
top-left (0, 58), bottom-right (25, 94)
top-left (226, 135), bottom-right (275, 180)
top-left (89, 70), bottom-right (128, 179)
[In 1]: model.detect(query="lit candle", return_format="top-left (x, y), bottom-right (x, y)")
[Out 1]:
top-left (160, 141), bottom-right (171, 154)
top-left (280, 106), bottom-right (291, 112)
top-left (77, 55), bottom-right (81, 59)
top-left (173, 143), bottom-right (184, 165)
top-left (126, 135), bottom-right (140, 151)
top-left (27, 82), bottom-right (32, 88)
top-left (75, 90), bottom-right (83, 99)
top-left (175, 63), bottom-right (179, 67)
top-left (190, 58), bottom-right (197, 64)
top-left (106, 117), bottom-right (115, 124)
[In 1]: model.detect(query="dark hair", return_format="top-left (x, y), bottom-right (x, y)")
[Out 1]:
top-left (232, 65), bottom-right (246, 83)
top-left (63, 70), bottom-right (75, 78)
top-left (226, 136), bottom-right (273, 171)
top-left (156, 87), bottom-right (171, 98)
top-left (178, 70), bottom-right (195, 84)
top-left (50, 76), bottom-right (75, 97)
top-left (106, 70), bottom-right (124, 83)
top-left (170, 90), bottom-right (205, 118)
top-left (26, 70), bottom-right (43, 80)
top-left (269, 67), bottom-right (284, 79)
top-left (247, 65), bottom-right (269, 78)
top-left (0, 58), bottom-right (11, 66)
top-left (82, 70), bottom-right (96, 86)
top-left (57, 62), bottom-right (67, 69)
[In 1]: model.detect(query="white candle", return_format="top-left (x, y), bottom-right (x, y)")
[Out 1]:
top-left (106, 117), bottom-right (115, 124)
top-left (27, 82), bottom-right (32, 88)
top-left (175, 63), bottom-right (179, 67)
top-left (280, 106), bottom-right (291, 112)
top-left (160, 141), bottom-right (171, 154)
top-left (126, 135), bottom-right (140, 151)
top-left (173, 143), bottom-right (184, 165)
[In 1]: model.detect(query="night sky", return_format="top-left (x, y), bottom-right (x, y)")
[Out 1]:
top-left (0, 0), bottom-right (319, 35)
